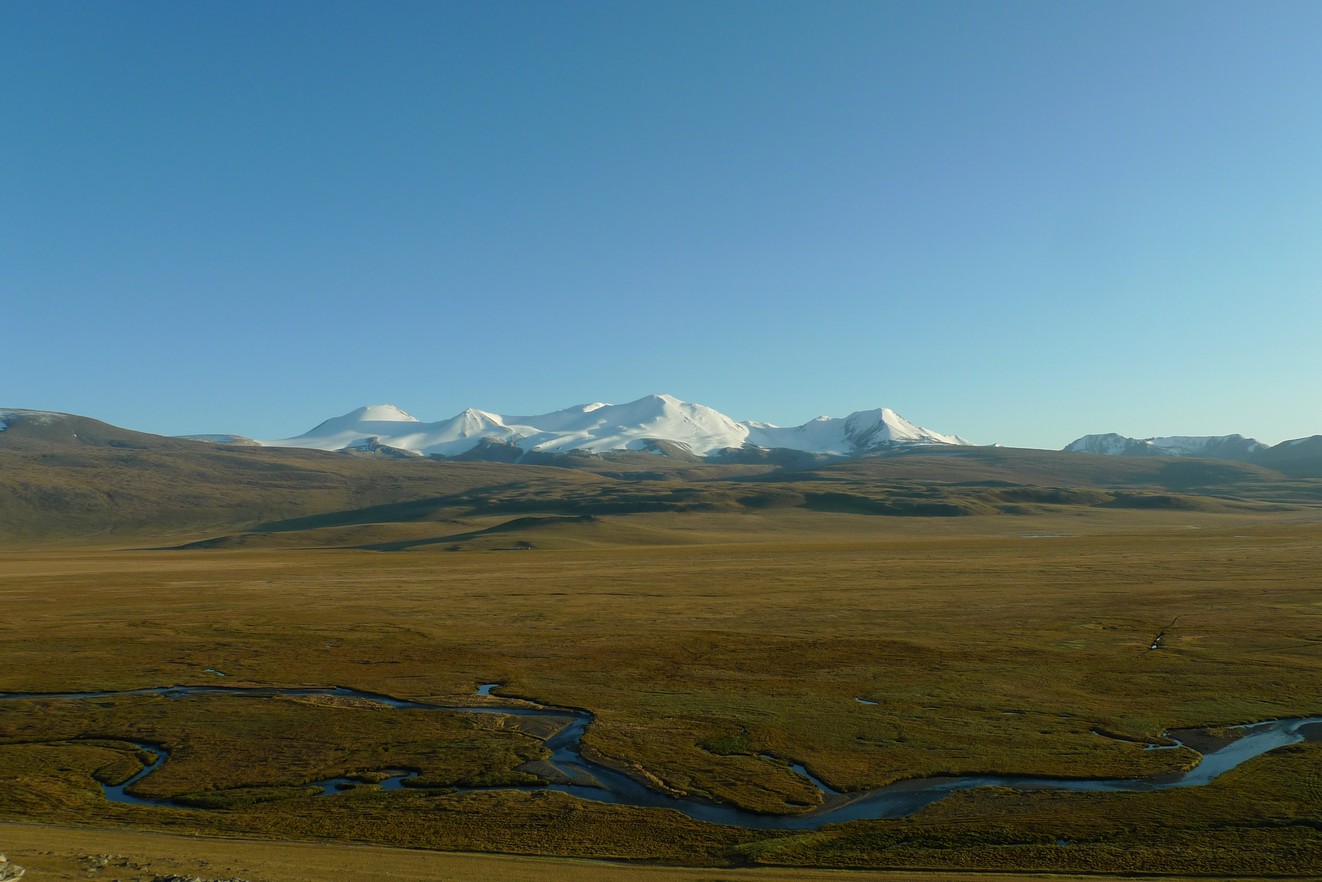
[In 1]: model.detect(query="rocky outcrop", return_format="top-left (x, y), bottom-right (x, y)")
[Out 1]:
top-left (0, 853), bottom-right (25, 880)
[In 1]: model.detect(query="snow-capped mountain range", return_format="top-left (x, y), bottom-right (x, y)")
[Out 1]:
top-left (1063, 433), bottom-right (1268, 460)
top-left (224, 394), bottom-right (974, 459)
top-left (6, 399), bottom-right (1320, 469)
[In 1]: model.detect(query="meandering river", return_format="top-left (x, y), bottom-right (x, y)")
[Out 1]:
top-left (2, 684), bottom-right (1318, 830)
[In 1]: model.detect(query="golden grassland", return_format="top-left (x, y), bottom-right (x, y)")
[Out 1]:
top-left (1, 507), bottom-right (1321, 875)
top-left (4, 822), bottom-right (1275, 882)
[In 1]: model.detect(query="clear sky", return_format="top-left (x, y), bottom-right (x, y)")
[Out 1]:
top-left (4, 1), bottom-right (1320, 449)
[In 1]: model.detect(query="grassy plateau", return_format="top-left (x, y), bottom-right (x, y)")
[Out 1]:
top-left (1, 417), bottom-right (1320, 878)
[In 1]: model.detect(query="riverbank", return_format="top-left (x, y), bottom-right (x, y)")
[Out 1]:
top-left (3, 684), bottom-right (1318, 829)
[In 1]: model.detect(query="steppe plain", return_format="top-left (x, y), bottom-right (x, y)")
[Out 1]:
top-left (1, 416), bottom-right (1320, 879)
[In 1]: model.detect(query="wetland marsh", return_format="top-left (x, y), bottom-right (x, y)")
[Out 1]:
top-left (5, 684), bottom-right (1321, 830)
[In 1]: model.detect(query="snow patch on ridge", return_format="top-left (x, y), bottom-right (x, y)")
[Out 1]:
top-left (0, 409), bottom-right (65, 432)
top-left (177, 433), bottom-right (260, 446)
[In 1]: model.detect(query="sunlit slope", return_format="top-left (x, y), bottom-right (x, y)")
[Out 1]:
top-left (0, 411), bottom-right (609, 544)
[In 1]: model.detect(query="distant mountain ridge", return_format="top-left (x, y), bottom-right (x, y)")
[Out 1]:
top-left (1064, 433), bottom-right (1268, 460)
top-left (1062, 429), bottom-right (1322, 476)
top-left (8, 403), bottom-right (1322, 548)
top-left (8, 403), bottom-right (1320, 475)
top-left (242, 394), bottom-right (974, 459)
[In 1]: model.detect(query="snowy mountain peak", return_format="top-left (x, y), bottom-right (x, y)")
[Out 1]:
top-left (741, 407), bottom-right (972, 455)
top-left (1064, 432), bottom-right (1268, 460)
top-left (306, 404), bottom-right (419, 433)
top-left (458, 407), bottom-right (502, 423)
top-left (844, 407), bottom-right (972, 447)
top-left (280, 404), bottom-right (425, 450)
top-left (609, 393), bottom-right (696, 421)
top-left (448, 409), bottom-right (506, 436)
top-left (351, 404), bottom-right (418, 422)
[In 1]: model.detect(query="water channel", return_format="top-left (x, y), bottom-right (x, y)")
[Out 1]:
top-left (2, 684), bottom-right (1318, 830)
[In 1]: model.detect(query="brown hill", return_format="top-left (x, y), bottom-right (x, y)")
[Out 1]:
top-left (0, 410), bottom-right (606, 544)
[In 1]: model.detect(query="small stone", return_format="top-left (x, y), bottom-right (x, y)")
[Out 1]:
top-left (0, 853), bottom-right (27, 881)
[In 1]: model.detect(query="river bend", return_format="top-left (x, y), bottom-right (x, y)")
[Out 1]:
top-left (2, 684), bottom-right (1318, 830)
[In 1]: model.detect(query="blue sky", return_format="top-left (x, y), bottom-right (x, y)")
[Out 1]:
top-left (4, 1), bottom-right (1320, 448)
